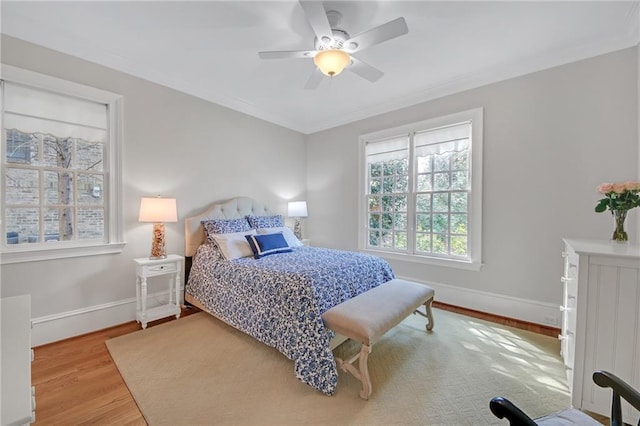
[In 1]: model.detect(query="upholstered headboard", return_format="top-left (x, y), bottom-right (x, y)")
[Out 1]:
top-left (184, 196), bottom-right (270, 257)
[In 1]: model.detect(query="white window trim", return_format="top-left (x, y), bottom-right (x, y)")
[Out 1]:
top-left (358, 108), bottom-right (483, 271)
top-left (0, 64), bottom-right (125, 264)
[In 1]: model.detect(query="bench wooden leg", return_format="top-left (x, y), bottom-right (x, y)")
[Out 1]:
top-left (413, 296), bottom-right (435, 331)
top-left (358, 344), bottom-right (372, 399)
top-left (335, 344), bottom-right (373, 400)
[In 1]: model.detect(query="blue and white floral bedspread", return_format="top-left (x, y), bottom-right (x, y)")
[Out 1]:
top-left (186, 244), bottom-right (394, 395)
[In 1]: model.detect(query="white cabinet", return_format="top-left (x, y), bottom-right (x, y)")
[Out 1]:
top-left (561, 239), bottom-right (640, 423)
top-left (134, 255), bottom-right (183, 329)
top-left (1, 295), bottom-right (35, 425)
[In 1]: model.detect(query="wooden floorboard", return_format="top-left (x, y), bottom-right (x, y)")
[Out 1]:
top-left (32, 307), bottom-right (198, 425)
top-left (31, 304), bottom-right (604, 425)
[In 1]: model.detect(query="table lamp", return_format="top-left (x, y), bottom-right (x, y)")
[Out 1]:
top-left (287, 201), bottom-right (308, 240)
top-left (138, 196), bottom-right (177, 259)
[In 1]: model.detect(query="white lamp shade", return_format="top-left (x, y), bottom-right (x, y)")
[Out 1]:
top-left (288, 201), bottom-right (308, 218)
top-left (313, 49), bottom-right (350, 77)
top-left (139, 197), bottom-right (178, 223)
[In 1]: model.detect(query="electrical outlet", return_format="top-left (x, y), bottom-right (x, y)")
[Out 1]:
top-left (543, 316), bottom-right (558, 326)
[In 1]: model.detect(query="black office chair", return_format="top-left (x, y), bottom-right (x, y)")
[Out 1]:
top-left (490, 371), bottom-right (640, 426)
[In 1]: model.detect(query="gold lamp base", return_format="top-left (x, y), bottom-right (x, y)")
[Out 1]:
top-left (149, 223), bottom-right (167, 259)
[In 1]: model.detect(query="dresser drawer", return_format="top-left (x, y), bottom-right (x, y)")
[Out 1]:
top-left (146, 262), bottom-right (177, 276)
top-left (562, 251), bottom-right (579, 280)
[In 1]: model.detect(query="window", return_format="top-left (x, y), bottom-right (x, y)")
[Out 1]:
top-left (1, 65), bottom-right (125, 263)
top-left (360, 108), bottom-right (483, 270)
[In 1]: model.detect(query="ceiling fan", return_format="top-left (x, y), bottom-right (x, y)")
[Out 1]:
top-left (258, 1), bottom-right (409, 89)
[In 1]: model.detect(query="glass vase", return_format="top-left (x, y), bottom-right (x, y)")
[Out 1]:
top-left (612, 209), bottom-right (628, 242)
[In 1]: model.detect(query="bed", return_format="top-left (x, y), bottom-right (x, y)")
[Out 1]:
top-left (184, 197), bottom-right (394, 395)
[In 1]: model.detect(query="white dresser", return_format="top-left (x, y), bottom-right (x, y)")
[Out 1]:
top-left (561, 238), bottom-right (640, 423)
top-left (1, 295), bottom-right (35, 425)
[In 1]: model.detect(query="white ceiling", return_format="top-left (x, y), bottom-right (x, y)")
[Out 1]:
top-left (1, 1), bottom-right (639, 134)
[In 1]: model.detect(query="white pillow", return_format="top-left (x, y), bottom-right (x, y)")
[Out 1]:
top-left (210, 229), bottom-right (257, 260)
top-left (256, 227), bottom-right (303, 247)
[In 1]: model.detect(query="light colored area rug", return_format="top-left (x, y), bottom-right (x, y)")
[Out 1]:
top-left (106, 309), bottom-right (570, 425)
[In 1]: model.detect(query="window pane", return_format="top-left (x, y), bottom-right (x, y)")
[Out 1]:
top-left (370, 163), bottom-right (382, 178)
top-left (76, 140), bottom-right (104, 172)
top-left (44, 171), bottom-right (74, 205)
top-left (432, 193), bottom-right (449, 212)
top-left (451, 214), bottom-right (468, 235)
top-left (381, 213), bottom-right (393, 230)
top-left (369, 230), bottom-right (380, 246)
top-left (451, 236), bottom-right (468, 256)
top-left (416, 155), bottom-right (432, 173)
top-left (5, 129), bottom-right (38, 164)
top-left (394, 175), bottom-right (408, 192)
top-left (383, 163), bottom-right (394, 176)
top-left (6, 168), bottom-right (39, 205)
top-left (77, 174), bottom-right (104, 205)
top-left (42, 136), bottom-right (74, 168)
top-left (395, 232), bottom-right (407, 250)
top-left (45, 207), bottom-right (72, 240)
top-left (416, 214), bottom-right (431, 232)
top-left (368, 196), bottom-right (381, 212)
top-left (381, 231), bottom-right (393, 248)
top-left (6, 208), bottom-right (39, 244)
top-left (416, 233), bottom-right (431, 252)
top-left (394, 213), bottom-right (407, 231)
top-left (451, 193), bottom-right (468, 212)
top-left (369, 213), bottom-right (380, 229)
top-left (433, 152), bottom-right (450, 172)
top-left (369, 179), bottom-right (381, 194)
top-left (433, 234), bottom-right (448, 254)
top-left (381, 195), bottom-right (393, 211)
top-left (382, 177), bottom-right (394, 193)
top-left (394, 196), bottom-right (407, 212)
top-left (451, 171), bottom-right (468, 190)
top-left (78, 208), bottom-right (104, 240)
top-left (417, 174), bottom-right (432, 191)
top-left (433, 213), bottom-right (448, 233)
top-left (434, 172), bottom-right (450, 191)
top-left (452, 150), bottom-right (468, 170)
top-left (416, 194), bottom-right (431, 212)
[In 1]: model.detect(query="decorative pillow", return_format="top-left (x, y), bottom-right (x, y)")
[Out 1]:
top-left (246, 215), bottom-right (284, 229)
top-left (256, 226), bottom-right (303, 248)
top-left (245, 232), bottom-right (292, 259)
top-left (210, 229), bottom-right (257, 260)
top-left (202, 218), bottom-right (252, 243)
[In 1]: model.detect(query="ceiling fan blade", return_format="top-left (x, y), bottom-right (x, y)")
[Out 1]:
top-left (299, 0), bottom-right (333, 47)
top-left (348, 57), bottom-right (384, 83)
top-left (259, 50), bottom-right (316, 59)
top-left (304, 68), bottom-right (324, 90)
top-left (343, 17), bottom-right (409, 53)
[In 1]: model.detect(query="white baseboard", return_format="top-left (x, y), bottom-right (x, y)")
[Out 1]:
top-left (31, 281), bottom-right (559, 346)
top-left (31, 289), bottom-right (183, 347)
top-left (397, 275), bottom-right (562, 328)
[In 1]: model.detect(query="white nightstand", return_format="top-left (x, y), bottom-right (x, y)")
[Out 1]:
top-left (134, 254), bottom-right (183, 329)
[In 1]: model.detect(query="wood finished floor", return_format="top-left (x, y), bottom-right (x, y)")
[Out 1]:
top-left (31, 305), bottom-right (608, 425)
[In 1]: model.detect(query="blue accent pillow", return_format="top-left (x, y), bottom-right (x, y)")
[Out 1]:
top-left (245, 232), bottom-right (292, 259)
top-left (202, 218), bottom-right (252, 243)
top-left (246, 215), bottom-right (284, 229)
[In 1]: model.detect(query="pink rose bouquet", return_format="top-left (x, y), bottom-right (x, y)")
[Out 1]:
top-left (595, 181), bottom-right (640, 213)
top-left (595, 180), bottom-right (640, 242)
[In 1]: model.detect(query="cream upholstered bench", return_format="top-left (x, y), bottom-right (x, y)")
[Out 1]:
top-left (322, 278), bottom-right (435, 400)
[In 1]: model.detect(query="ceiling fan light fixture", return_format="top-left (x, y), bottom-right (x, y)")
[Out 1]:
top-left (314, 49), bottom-right (350, 77)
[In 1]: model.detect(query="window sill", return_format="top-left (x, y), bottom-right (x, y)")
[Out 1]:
top-left (364, 248), bottom-right (483, 271)
top-left (0, 241), bottom-right (127, 264)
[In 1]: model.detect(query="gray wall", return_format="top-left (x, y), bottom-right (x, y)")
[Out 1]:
top-left (0, 36), bottom-right (307, 343)
top-left (1, 35), bottom-right (638, 342)
top-left (306, 47), bottom-right (638, 317)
